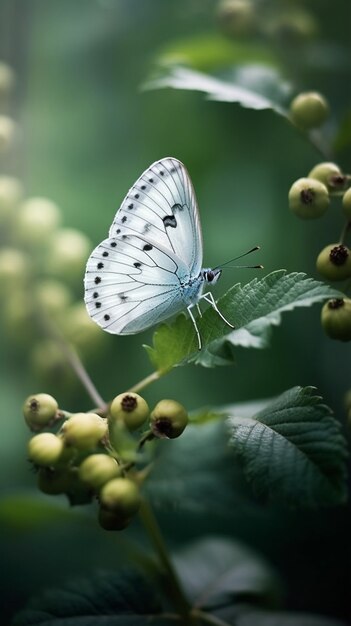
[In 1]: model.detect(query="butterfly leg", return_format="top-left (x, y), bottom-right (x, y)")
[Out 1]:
top-left (201, 292), bottom-right (235, 329)
top-left (187, 303), bottom-right (202, 350)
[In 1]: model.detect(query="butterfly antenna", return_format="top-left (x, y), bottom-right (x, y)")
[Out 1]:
top-left (213, 246), bottom-right (261, 270)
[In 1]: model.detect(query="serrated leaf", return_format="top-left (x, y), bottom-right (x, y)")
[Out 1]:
top-left (227, 386), bottom-right (348, 507)
top-left (13, 569), bottom-right (174, 626)
top-left (144, 64), bottom-right (292, 117)
top-left (145, 271), bottom-right (342, 372)
top-left (174, 537), bottom-right (281, 609)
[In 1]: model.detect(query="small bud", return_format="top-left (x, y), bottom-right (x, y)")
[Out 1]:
top-left (342, 188), bottom-right (351, 219)
top-left (321, 298), bottom-right (351, 341)
top-left (316, 243), bottom-right (351, 281)
top-left (78, 454), bottom-right (121, 490)
top-left (98, 507), bottom-right (131, 531)
top-left (288, 177), bottom-right (329, 219)
top-left (62, 413), bottom-right (108, 450)
top-left (28, 433), bottom-right (64, 466)
top-left (308, 162), bottom-right (347, 193)
top-left (109, 392), bottom-right (149, 431)
top-left (0, 115), bottom-right (17, 154)
top-left (150, 399), bottom-right (188, 439)
top-left (290, 91), bottom-right (329, 130)
top-left (217, 0), bottom-right (256, 38)
top-left (23, 393), bottom-right (59, 430)
top-left (15, 197), bottom-right (61, 246)
top-left (100, 478), bottom-right (141, 516)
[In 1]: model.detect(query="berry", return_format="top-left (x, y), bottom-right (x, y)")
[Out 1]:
top-left (63, 413), bottom-right (108, 450)
top-left (217, 0), bottom-right (256, 38)
top-left (0, 115), bottom-right (17, 154)
top-left (23, 393), bottom-right (59, 430)
top-left (0, 62), bottom-right (15, 99)
top-left (78, 454), bottom-right (121, 489)
top-left (0, 248), bottom-right (29, 290)
top-left (288, 178), bottom-right (329, 219)
top-left (109, 392), bottom-right (149, 431)
top-left (46, 228), bottom-right (91, 284)
top-left (60, 303), bottom-right (104, 359)
top-left (308, 162), bottom-right (347, 193)
top-left (16, 197), bottom-right (61, 246)
top-left (342, 188), bottom-right (351, 218)
top-left (100, 478), bottom-right (141, 516)
top-left (98, 507), bottom-right (131, 531)
top-left (316, 243), bottom-right (351, 281)
top-left (0, 176), bottom-right (23, 224)
top-left (321, 299), bottom-right (351, 341)
top-left (150, 399), bottom-right (188, 439)
top-left (28, 433), bottom-right (64, 466)
top-left (35, 280), bottom-right (72, 318)
top-left (290, 91), bottom-right (329, 129)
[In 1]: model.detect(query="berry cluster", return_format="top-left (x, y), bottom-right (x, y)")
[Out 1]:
top-left (24, 391), bottom-right (188, 531)
top-left (289, 158), bottom-right (351, 341)
top-left (0, 59), bottom-right (106, 388)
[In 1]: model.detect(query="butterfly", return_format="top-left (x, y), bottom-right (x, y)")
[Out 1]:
top-left (84, 157), bottom-right (236, 350)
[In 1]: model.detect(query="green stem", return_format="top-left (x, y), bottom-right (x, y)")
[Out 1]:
top-left (128, 370), bottom-right (161, 394)
top-left (339, 219), bottom-right (351, 245)
top-left (138, 499), bottom-right (192, 621)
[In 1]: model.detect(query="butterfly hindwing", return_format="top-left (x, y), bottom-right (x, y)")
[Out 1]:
top-left (84, 233), bottom-right (192, 334)
top-left (108, 157), bottom-right (203, 276)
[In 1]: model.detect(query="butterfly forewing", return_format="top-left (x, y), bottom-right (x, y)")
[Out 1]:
top-left (108, 157), bottom-right (203, 276)
top-left (84, 233), bottom-right (193, 334)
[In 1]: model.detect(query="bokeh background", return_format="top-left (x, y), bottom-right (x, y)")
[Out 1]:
top-left (0, 0), bottom-right (350, 623)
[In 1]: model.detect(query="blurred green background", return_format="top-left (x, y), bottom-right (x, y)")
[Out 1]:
top-left (0, 0), bottom-right (350, 623)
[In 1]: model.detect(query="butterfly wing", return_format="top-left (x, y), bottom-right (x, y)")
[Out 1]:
top-left (84, 233), bottom-right (195, 334)
top-left (108, 157), bottom-right (203, 276)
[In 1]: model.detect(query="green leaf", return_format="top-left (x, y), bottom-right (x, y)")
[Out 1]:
top-left (227, 386), bottom-right (348, 507)
top-left (13, 569), bottom-right (174, 626)
top-left (145, 271), bottom-right (342, 371)
top-left (144, 64), bottom-right (292, 117)
top-left (0, 492), bottom-right (83, 530)
top-left (174, 537), bottom-right (281, 609)
top-left (214, 605), bottom-right (348, 626)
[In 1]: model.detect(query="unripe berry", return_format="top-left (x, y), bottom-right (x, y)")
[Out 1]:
top-left (63, 413), bottom-right (108, 450)
top-left (321, 298), bottom-right (351, 341)
top-left (0, 248), bottom-right (29, 290)
top-left (30, 339), bottom-right (75, 388)
top-left (217, 0), bottom-right (256, 38)
top-left (290, 92), bottom-right (329, 129)
top-left (60, 303), bottom-right (104, 359)
top-left (0, 115), bottom-right (17, 154)
top-left (16, 197), bottom-right (61, 246)
top-left (308, 162), bottom-right (347, 194)
top-left (28, 433), bottom-right (64, 466)
top-left (0, 62), bottom-right (15, 99)
top-left (0, 176), bottom-right (23, 224)
top-left (109, 392), bottom-right (149, 431)
top-left (23, 393), bottom-right (59, 430)
top-left (288, 178), bottom-right (329, 219)
top-left (342, 188), bottom-right (351, 218)
top-left (78, 454), bottom-right (121, 489)
top-left (316, 243), bottom-right (351, 281)
top-left (35, 280), bottom-right (72, 318)
top-left (263, 9), bottom-right (318, 41)
top-left (98, 507), bottom-right (131, 531)
top-left (150, 399), bottom-right (188, 439)
top-left (46, 228), bottom-right (91, 284)
top-left (100, 478), bottom-right (141, 516)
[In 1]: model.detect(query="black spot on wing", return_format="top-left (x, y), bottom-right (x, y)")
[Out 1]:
top-left (163, 214), bottom-right (177, 228)
top-left (143, 243), bottom-right (152, 251)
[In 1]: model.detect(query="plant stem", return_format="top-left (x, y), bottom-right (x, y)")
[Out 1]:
top-left (339, 219), bottom-right (351, 245)
top-left (138, 499), bottom-right (192, 621)
top-left (128, 370), bottom-right (161, 394)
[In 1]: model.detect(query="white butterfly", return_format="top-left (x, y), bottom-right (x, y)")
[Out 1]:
top-left (84, 157), bottom-right (234, 350)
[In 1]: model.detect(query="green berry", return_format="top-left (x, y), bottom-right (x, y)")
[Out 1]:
top-left (16, 197), bottom-right (61, 246)
top-left (35, 280), bottom-right (72, 318)
top-left (150, 399), bottom-right (188, 439)
top-left (98, 507), bottom-right (131, 531)
top-left (0, 62), bottom-right (15, 99)
top-left (100, 478), bottom-right (141, 516)
top-left (217, 0), bottom-right (256, 38)
top-left (0, 176), bottom-right (23, 224)
top-left (37, 467), bottom-right (71, 495)
top-left (63, 413), bottom-right (108, 450)
top-left (78, 454), bottom-right (121, 490)
top-left (308, 162), bottom-right (347, 193)
top-left (342, 188), bottom-right (351, 218)
top-left (290, 91), bottom-right (329, 129)
top-left (109, 392), bottom-right (149, 431)
top-left (0, 248), bottom-right (29, 290)
top-left (59, 303), bottom-right (104, 359)
top-left (263, 9), bottom-right (318, 41)
top-left (316, 243), bottom-right (351, 281)
top-left (0, 115), bottom-right (17, 154)
top-left (30, 339), bottom-right (75, 388)
top-left (23, 393), bottom-right (59, 430)
top-left (288, 177), bottom-right (329, 219)
top-left (28, 433), bottom-right (64, 466)
top-left (321, 298), bottom-right (351, 341)
top-left (46, 228), bottom-right (91, 284)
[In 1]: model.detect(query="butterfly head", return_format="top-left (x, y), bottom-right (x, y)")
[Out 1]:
top-left (202, 268), bottom-right (222, 285)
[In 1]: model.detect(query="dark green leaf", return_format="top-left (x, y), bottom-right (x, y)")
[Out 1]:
top-left (13, 570), bottom-right (174, 626)
top-left (0, 492), bottom-right (83, 531)
top-left (144, 64), bottom-right (292, 117)
top-left (227, 386), bottom-right (348, 507)
top-left (174, 537), bottom-right (281, 609)
top-left (213, 605), bottom-right (348, 626)
top-left (145, 271), bottom-right (342, 372)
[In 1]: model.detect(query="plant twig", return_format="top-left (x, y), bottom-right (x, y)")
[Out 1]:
top-left (128, 370), bottom-right (161, 394)
top-left (339, 219), bottom-right (351, 245)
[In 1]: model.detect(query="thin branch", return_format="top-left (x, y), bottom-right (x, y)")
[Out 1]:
top-left (128, 370), bottom-right (161, 394)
